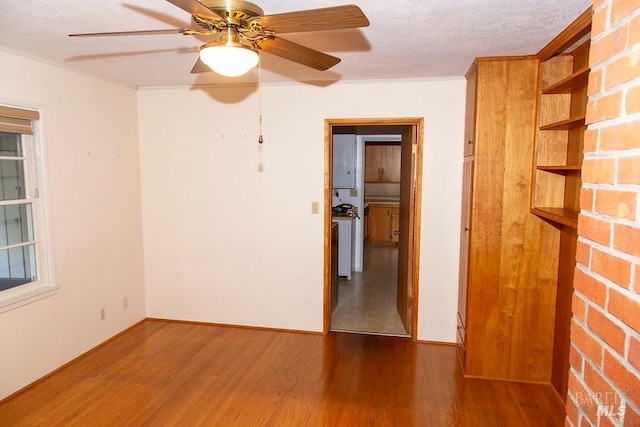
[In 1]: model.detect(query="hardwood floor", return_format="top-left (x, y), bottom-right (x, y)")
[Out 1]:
top-left (0, 320), bottom-right (565, 426)
top-left (331, 243), bottom-right (406, 336)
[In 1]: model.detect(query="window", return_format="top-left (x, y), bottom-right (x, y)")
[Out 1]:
top-left (0, 105), bottom-right (55, 312)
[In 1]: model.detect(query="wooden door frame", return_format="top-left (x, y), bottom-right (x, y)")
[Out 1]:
top-left (323, 117), bottom-right (424, 341)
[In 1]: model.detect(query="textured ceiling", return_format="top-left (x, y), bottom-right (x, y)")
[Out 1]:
top-left (0, 0), bottom-right (592, 87)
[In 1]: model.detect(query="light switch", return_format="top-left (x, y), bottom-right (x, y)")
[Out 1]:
top-left (311, 201), bottom-right (320, 214)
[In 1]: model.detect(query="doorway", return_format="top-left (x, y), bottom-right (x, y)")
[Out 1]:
top-left (323, 118), bottom-right (423, 340)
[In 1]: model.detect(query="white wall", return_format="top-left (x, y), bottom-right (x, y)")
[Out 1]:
top-left (0, 51), bottom-right (146, 399)
top-left (139, 78), bottom-right (465, 341)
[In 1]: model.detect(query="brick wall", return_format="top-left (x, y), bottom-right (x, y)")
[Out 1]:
top-left (566, 1), bottom-right (640, 425)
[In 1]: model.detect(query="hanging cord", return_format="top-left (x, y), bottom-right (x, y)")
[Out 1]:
top-left (258, 51), bottom-right (264, 144)
top-left (257, 51), bottom-right (264, 172)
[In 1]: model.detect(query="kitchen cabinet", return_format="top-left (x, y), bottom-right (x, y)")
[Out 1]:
top-left (365, 144), bottom-right (401, 183)
top-left (332, 134), bottom-right (356, 189)
top-left (367, 204), bottom-right (399, 243)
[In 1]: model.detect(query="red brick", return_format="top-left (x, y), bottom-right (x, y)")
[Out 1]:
top-left (574, 268), bottom-right (608, 307)
top-left (611, 0), bottom-right (639, 25)
top-left (570, 340), bottom-right (586, 371)
top-left (592, 6), bottom-right (609, 38)
top-left (591, 0), bottom-right (608, 15)
top-left (582, 158), bottom-right (616, 184)
top-left (568, 369), bottom-right (599, 422)
top-left (595, 189), bottom-right (637, 221)
top-left (573, 293), bottom-right (588, 323)
top-left (618, 156), bottom-right (640, 184)
top-left (590, 26), bottom-right (628, 67)
top-left (608, 287), bottom-right (640, 331)
top-left (614, 223), bottom-right (640, 257)
top-left (630, 336), bottom-right (640, 369)
top-left (581, 188), bottom-right (595, 211)
top-left (586, 91), bottom-right (623, 124)
top-left (576, 241), bottom-right (592, 267)
top-left (630, 14), bottom-right (640, 46)
top-left (627, 85), bottom-right (640, 115)
top-left (599, 121), bottom-right (640, 151)
top-left (566, 398), bottom-right (580, 427)
top-left (592, 248), bottom-right (632, 287)
top-left (587, 308), bottom-right (627, 353)
top-left (578, 214), bottom-right (612, 246)
top-left (584, 128), bottom-right (599, 153)
top-left (624, 405), bottom-right (640, 427)
top-left (588, 67), bottom-right (604, 96)
top-left (597, 415), bottom-right (616, 427)
top-left (603, 351), bottom-right (640, 408)
top-left (604, 50), bottom-right (640, 89)
top-left (571, 318), bottom-right (605, 366)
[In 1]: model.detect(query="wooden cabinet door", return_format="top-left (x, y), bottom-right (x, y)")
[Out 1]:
top-left (365, 144), bottom-right (401, 183)
top-left (458, 157), bottom-right (473, 335)
top-left (367, 205), bottom-right (391, 242)
top-left (390, 206), bottom-right (400, 243)
top-left (381, 145), bottom-right (401, 182)
top-left (364, 145), bottom-right (382, 182)
top-left (464, 57), bottom-right (555, 383)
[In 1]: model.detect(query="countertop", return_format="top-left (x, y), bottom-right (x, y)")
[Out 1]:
top-left (332, 214), bottom-right (356, 221)
top-left (366, 196), bottom-right (400, 205)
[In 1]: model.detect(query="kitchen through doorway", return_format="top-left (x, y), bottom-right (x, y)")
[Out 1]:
top-left (324, 119), bottom-right (423, 340)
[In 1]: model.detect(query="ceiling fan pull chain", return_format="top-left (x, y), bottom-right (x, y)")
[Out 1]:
top-left (258, 50), bottom-right (264, 144)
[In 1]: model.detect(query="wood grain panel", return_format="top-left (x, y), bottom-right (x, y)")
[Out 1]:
top-left (466, 59), bottom-right (507, 378)
top-left (498, 58), bottom-right (556, 382)
top-left (397, 125), bottom-right (415, 332)
top-left (465, 58), bottom-right (558, 382)
top-left (551, 227), bottom-right (577, 398)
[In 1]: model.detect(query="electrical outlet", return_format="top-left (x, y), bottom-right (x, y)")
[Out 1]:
top-left (123, 297), bottom-right (128, 310)
top-left (100, 308), bottom-right (106, 321)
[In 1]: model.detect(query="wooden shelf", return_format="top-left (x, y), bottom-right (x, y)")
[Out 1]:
top-left (540, 116), bottom-right (586, 130)
top-left (537, 165), bottom-right (582, 174)
top-left (531, 207), bottom-right (579, 228)
top-left (542, 67), bottom-right (590, 94)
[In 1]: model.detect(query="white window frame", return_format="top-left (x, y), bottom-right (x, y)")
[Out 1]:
top-left (0, 114), bottom-right (57, 313)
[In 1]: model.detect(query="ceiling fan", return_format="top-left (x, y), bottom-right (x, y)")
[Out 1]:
top-left (69, 0), bottom-right (370, 77)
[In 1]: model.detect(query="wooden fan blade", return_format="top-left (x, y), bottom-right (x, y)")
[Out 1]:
top-left (166, 0), bottom-right (220, 20)
top-left (255, 5), bottom-right (369, 34)
top-left (190, 58), bottom-right (211, 74)
top-left (259, 37), bottom-right (340, 71)
top-left (69, 28), bottom-right (188, 37)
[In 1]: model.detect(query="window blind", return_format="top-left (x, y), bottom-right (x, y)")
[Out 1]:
top-left (0, 105), bottom-right (40, 135)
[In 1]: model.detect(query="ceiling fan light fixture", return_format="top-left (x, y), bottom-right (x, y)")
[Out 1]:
top-left (199, 39), bottom-right (259, 77)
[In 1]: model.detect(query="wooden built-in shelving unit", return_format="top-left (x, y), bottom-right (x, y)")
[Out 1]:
top-left (532, 31), bottom-right (591, 229)
top-left (530, 7), bottom-right (592, 400)
top-left (457, 7), bottom-right (593, 402)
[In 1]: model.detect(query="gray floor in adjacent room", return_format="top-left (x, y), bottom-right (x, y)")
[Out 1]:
top-left (331, 243), bottom-right (408, 337)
